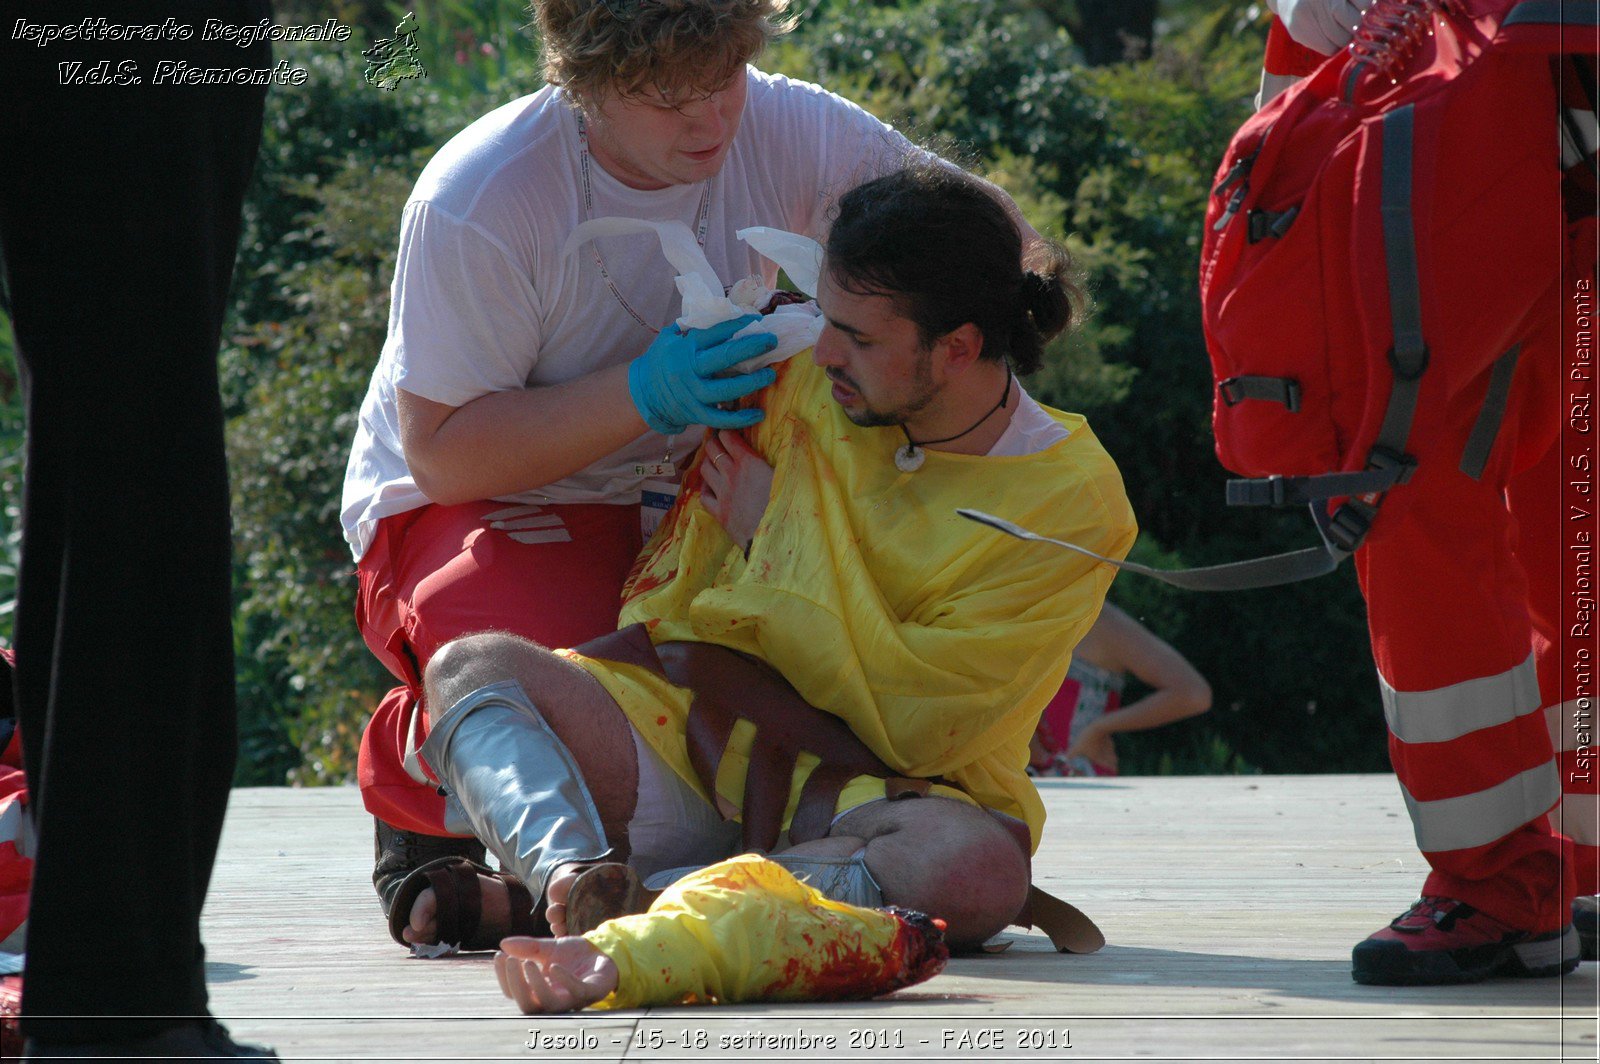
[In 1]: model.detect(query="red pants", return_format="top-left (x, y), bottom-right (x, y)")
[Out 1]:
top-left (355, 500), bottom-right (643, 834)
top-left (1513, 431), bottom-right (1600, 904)
top-left (1357, 265), bottom-right (1588, 931)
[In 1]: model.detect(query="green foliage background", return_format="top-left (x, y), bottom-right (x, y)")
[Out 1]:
top-left (0, 0), bottom-right (1386, 784)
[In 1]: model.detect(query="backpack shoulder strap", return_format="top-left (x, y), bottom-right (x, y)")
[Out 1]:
top-left (1504, 0), bottom-right (1600, 29)
top-left (1498, 0), bottom-right (1600, 50)
top-left (1213, 104), bottom-right (1427, 563)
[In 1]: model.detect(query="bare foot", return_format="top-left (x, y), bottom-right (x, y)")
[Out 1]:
top-left (542, 863), bottom-right (586, 938)
top-left (496, 936), bottom-right (619, 1013)
top-left (402, 872), bottom-right (513, 945)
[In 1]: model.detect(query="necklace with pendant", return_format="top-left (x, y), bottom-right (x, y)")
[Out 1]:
top-left (894, 367), bottom-right (1014, 473)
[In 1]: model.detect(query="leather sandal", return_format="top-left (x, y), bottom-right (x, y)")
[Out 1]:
top-left (386, 856), bottom-right (544, 952)
top-left (372, 817), bottom-right (487, 916)
top-left (562, 862), bottom-right (660, 936)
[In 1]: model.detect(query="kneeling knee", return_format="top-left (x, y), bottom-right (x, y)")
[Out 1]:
top-left (860, 801), bottom-right (1029, 949)
top-left (423, 631), bottom-right (543, 721)
top-left (921, 830), bottom-right (1029, 948)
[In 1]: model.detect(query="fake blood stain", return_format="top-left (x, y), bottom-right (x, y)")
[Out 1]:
top-left (754, 909), bottom-right (948, 1001)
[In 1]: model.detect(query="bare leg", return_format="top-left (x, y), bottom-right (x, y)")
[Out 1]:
top-left (420, 631), bottom-right (638, 829)
top-left (404, 631), bottom-right (640, 945)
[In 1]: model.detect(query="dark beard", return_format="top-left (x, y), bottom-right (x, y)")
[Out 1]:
top-left (830, 359), bottom-right (937, 429)
top-left (846, 406), bottom-right (901, 428)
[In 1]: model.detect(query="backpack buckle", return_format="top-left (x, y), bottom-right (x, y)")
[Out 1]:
top-left (1366, 445), bottom-right (1418, 488)
top-left (1218, 375), bottom-right (1301, 412)
top-left (1247, 207), bottom-right (1300, 244)
top-left (1325, 500), bottom-right (1377, 554)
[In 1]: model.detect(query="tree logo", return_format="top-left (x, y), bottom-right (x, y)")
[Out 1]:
top-left (363, 12), bottom-right (426, 91)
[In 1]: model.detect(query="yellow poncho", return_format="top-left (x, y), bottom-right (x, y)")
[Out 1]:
top-left (584, 854), bottom-right (948, 1008)
top-left (570, 358), bottom-right (1136, 850)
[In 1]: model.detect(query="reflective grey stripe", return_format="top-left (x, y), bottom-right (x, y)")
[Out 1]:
top-left (1459, 346), bottom-right (1521, 479)
top-left (1545, 699), bottom-right (1594, 752)
top-left (1504, 0), bottom-right (1600, 28)
top-left (1558, 794), bottom-right (1600, 846)
top-left (1402, 762), bottom-right (1561, 853)
top-left (1381, 653), bottom-right (1540, 745)
top-left (1560, 108), bottom-right (1598, 169)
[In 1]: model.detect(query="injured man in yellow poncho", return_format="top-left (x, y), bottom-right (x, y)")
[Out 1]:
top-left (387, 164), bottom-right (1137, 1011)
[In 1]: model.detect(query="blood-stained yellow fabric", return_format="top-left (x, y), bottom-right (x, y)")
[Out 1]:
top-left (556, 649), bottom-right (979, 824)
top-left (583, 854), bottom-right (947, 1008)
top-left (576, 357), bottom-right (1136, 851)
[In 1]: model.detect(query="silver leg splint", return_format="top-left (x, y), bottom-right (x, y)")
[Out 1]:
top-left (417, 680), bottom-right (612, 902)
top-left (642, 848), bottom-right (885, 909)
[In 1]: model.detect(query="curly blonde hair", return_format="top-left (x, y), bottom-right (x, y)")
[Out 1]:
top-left (530, 0), bottom-right (792, 104)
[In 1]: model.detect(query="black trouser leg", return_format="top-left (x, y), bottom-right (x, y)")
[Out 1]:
top-left (0, 1), bottom-right (269, 1043)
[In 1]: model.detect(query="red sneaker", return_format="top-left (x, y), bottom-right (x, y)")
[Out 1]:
top-left (1353, 896), bottom-right (1580, 986)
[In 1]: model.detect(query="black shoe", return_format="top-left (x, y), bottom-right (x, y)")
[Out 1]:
top-left (372, 815), bottom-right (486, 916)
top-left (1576, 896), bottom-right (1598, 962)
top-left (24, 1019), bottom-right (277, 1059)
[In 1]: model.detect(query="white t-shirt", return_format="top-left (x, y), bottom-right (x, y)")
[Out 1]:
top-left (988, 386), bottom-right (1072, 457)
top-left (340, 68), bottom-right (916, 560)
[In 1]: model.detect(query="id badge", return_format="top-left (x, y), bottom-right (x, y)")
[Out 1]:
top-left (640, 478), bottom-right (680, 541)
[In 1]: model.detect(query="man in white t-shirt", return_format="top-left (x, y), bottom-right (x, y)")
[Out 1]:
top-left (342, 0), bottom-right (1041, 926)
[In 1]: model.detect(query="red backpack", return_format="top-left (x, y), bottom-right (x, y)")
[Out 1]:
top-left (1198, 0), bottom-right (1598, 581)
top-left (964, 1), bottom-right (1593, 588)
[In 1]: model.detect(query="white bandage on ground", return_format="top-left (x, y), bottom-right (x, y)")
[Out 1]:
top-left (1269, 0), bottom-right (1376, 55)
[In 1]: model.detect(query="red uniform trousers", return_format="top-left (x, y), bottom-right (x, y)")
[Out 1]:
top-left (1256, 8), bottom-right (1597, 925)
top-left (355, 500), bottom-right (644, 835)
top-left (1357, 259), bottom-right (1587, 932)
top-left (1513, 432), bottom-right (1599, 903)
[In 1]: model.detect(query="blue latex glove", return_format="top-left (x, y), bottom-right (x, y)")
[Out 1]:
top-left (628, 316), bottom-right (778, 435)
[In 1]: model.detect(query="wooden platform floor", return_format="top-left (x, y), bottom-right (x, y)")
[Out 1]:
top-left (201, 776), bottom-right (1598, 1062)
